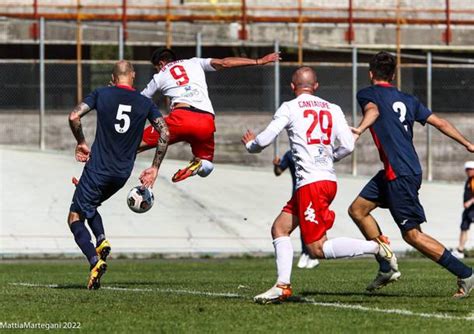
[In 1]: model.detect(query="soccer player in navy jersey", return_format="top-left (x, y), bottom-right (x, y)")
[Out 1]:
top-left (67, 60), bottom-right (169, 290)
top-left (348, 51), bottom-right (474, 298)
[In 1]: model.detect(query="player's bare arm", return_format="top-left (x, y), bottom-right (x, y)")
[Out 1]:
top-left (139, 117), bottom-right (170, 188)
top-left (210, 52), bottom-right (281, 70)
top-left (68, 102), bottom-right (92, 162)
top-left (426, 114), bottom-right (474, 153)
top-left (351, 102), bottom-right (380, 140)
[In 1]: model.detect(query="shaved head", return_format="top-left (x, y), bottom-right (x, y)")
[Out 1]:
top-left (112, 60), bottom-right (135, 86)
top-left (113, 60), bottom-right (134, 78)
top-left (291, 67), bottom-right (318, 95)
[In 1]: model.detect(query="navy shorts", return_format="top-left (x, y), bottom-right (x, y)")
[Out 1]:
top-left (359, 170), bottom-right (426, 232)
top-left (70, 168), bottom-right (128, 219)
top-left (461, 210), bottom-right (474, 231)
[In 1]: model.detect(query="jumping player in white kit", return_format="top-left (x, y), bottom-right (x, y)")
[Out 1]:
top-left (139, 48), bottom-right (280, 182)
top-left (242, 67), bottom-right (398, 304)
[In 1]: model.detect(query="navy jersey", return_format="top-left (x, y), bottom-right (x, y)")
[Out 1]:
top-left (357, 84), bottom-right (432, 180)
top-left (278, 150), bottom-right (297, 193)
top-left (83, 85), bottom-right (162, 178)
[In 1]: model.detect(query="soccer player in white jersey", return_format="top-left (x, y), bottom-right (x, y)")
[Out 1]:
top-left (139, 48), bottom-right (280, 182)
top-left (242, 67), bottom-right (398, 304)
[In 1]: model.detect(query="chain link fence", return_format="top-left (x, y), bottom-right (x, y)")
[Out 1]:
top-left (0, 19), bottom-right (473, 181)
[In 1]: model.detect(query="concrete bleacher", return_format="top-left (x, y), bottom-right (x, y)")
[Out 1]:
top-left (0, 146), bottom-right (470, 256)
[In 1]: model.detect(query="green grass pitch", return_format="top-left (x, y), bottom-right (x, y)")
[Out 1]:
top-left (0, 258), bottom-right (473, 333)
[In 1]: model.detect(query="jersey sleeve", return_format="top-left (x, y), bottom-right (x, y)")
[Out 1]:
top-left (194, 58), bottom-right (216, 72)
top-left (245, 103), bottom-right (291, 153)
top-left (147, 102), bottom-right (163, 123)
top-left (141, 75), bottom-right (160, 99)
top-left (356, 87), bottom-right (376, 110)
top-left (414, 99), bottom-right (432, 125)
top-left (83, 89), bottom-right (99, 110)
top-left (332, 107), bottom-right (355, 162)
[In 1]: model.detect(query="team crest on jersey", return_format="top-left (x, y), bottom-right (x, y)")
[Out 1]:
top-left (304, 202), bottom-right (318, 224)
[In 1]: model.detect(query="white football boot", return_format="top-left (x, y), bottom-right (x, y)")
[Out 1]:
top-left (254, 284), bottom-right (292, 304)
top-left (366, 270), bottom-right (401, 292)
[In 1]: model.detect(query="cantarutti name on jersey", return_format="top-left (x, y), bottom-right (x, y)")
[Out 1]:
top-left (298, 100), bottom-right (330, 109)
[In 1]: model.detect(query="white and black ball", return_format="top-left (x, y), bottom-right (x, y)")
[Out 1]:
top-left (127, 186), bottom-right (154, 213)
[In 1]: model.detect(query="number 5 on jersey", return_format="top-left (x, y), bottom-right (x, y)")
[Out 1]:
top-left (304, 109), bottom-right (333, 145)
top-left (115, 104), bottom-right (131, 134)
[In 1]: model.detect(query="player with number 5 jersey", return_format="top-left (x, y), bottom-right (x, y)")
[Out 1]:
top-left (242, 67), bottom-right (398, 304)
top-left (139, 48), bottom-right (281, 182)
top-left (67, 61), bottom-right (169, 290)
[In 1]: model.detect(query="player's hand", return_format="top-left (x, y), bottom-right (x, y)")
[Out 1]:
top-left (140, 166), bottom-right (158, 188)
top-left (258, 52), bottom-right (281, 65)
top-left (75, 143), bottom-right (90, 162)
top-left (350, 127), bottom-right (361, 142)
top-left (467, 143), bottom-right (474, 153)
top-left (273, 156), bottom-right (281, 166)
top-left (241, 130), bottom-right (256, 145)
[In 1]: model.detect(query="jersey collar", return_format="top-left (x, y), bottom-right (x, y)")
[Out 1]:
top-left (375, 82), bottom-right (394, 88)
top-left (116, 84), bottom-right (135, 91)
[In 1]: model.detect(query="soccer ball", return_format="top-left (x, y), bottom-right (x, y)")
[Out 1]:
top-left (127, 186), bottom-right (154, 213)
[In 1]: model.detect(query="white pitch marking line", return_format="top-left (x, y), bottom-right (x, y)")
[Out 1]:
top-left (9, 283), bottom-right (473, 321)
top-left (304, 299), bottom-right (474, 321)
top-left (9, 282), bottom-right (240, 298)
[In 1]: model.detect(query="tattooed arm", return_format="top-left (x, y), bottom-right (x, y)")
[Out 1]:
top-left (139, 116), bottom-right (170, 188)
top-left (68, 102), bottom-right (92, 162)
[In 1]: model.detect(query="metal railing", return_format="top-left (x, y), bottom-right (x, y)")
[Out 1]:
top-left (0, 18), bottom-right (473, 181)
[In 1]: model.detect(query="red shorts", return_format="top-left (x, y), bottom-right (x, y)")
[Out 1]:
top-left (282, 180), bottom-right (337, 244)
top-left (142, 108), bottom-right (216, 161)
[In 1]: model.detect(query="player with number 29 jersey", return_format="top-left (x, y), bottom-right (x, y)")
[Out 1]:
top-left (263, 93), bottom-right (354, 189)
top-left (357, 83), bottom-right (432, 180)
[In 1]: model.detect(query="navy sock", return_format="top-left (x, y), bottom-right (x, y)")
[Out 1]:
top-left (87, 213), bottom-right (105, 246)
top-left (70, 221), bottom-right (99, 266)
top-left (437, 249), bottom-right (472, 279)
top-left (301, 239), bottom-right (308, 255)
top-left (375, 254), bottom-right (392, 273)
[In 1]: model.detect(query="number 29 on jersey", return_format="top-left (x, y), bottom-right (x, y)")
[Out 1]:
top-left (304, 109), bottom-right (333, 145)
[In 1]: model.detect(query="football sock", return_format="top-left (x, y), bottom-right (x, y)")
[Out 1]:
top-left (322, 237), bottom-right (379, 259)
top-left (301, 238), bottom-right (309, 255)
top-left (273, 236), bottom-right (293, 285)
top-left (70, 221), bottom-right (99, 266)
top-left (87, 212), bottom-right (105, 246)
top-left (197, 159), bottom-right (214, 177)
top-left (375, 254), bottom-right (392, 273)
top-left (437, 249), bottom-right (472, 279)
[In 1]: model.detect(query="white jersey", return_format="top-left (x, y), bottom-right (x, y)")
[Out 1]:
top-left (246, 93), bottom-right (354, 189)
top-left (141, 58), bottom-right (216, 114)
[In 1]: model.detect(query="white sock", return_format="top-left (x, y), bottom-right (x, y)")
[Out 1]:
top-left (322, 237), bottom-right (379, 259)
top-left (273, 236), bottom-right (293, 285)
top-left (197, 159), bottom-right (214, 177)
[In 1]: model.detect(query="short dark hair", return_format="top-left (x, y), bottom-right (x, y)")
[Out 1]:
top-left (150, 48), bottom-right (177, 66)
top-left (369, 51), bottom-right (396, 81)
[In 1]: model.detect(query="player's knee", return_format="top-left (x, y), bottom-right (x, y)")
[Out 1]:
top-left (402, 228), bottom-right (422, 246)
top-left (68, 212), bottom-right (82, 226)
top-left (306, 245), bottom-right (324, 259)
top-left (271, 222), bottom-right (290, 239)
top-left (348, 204), bottom-right (364, 222)
top-left (197, 160), bottom-right (214, 177)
